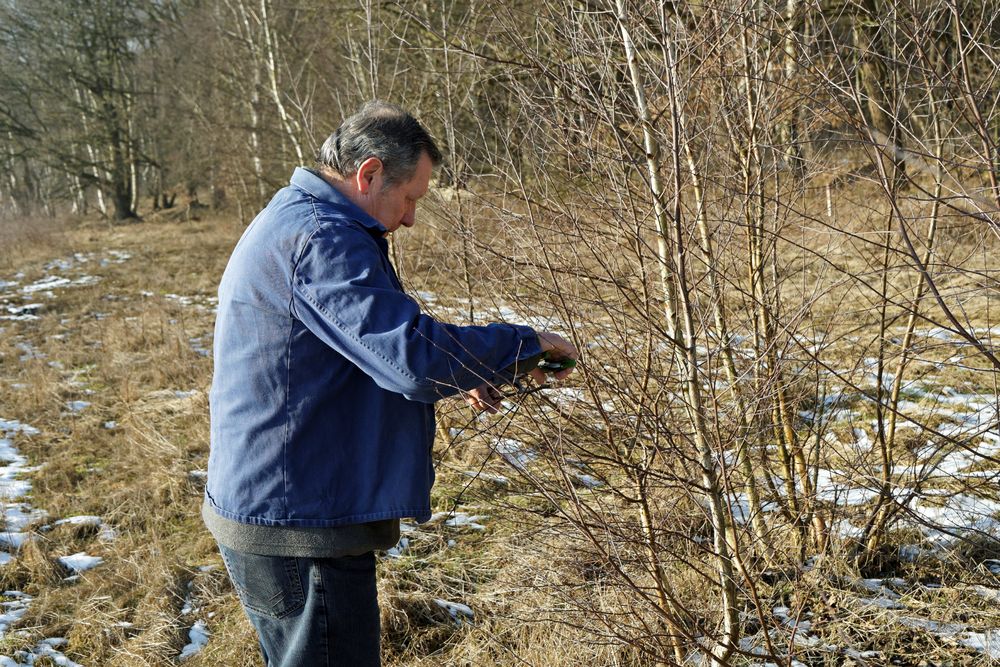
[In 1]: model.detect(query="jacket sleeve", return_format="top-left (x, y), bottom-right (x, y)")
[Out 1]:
top-left (291, 223), bottom-right (542, 403)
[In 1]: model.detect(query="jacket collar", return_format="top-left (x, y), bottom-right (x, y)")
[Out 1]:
top-left (290, 167), bottom-right (388, 235)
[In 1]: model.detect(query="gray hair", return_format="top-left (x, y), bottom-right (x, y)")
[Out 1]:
top-left (317, 101), bottom-right (442, 186)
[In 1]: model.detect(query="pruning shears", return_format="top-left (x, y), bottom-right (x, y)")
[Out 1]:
top-left (496, 352), bottom-right (578, 397)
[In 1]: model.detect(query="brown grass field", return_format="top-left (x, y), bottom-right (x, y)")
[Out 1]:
top-left (0, 195), bottom-right (998, 665)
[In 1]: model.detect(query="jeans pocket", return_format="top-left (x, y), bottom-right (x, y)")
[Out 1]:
top-left (219, 546), bottom-right (306, 619)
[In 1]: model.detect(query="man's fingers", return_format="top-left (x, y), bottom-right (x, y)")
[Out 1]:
top-left (466, 385), bottom-right (502, 414)
top-left (552, 367), bottom-right (575, 381)
top-left (537, 331), bottom-right (580, 361)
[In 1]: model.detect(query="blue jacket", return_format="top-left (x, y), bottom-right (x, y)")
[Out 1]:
top-left (206, 168), bottom-right (541, 527)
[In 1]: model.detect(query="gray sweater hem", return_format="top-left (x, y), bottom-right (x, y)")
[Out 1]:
top-left (202, 497), bottom-right (400, 558)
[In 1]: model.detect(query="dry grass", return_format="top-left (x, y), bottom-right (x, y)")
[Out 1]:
top-left (0, 191), bottom-right (997, 666)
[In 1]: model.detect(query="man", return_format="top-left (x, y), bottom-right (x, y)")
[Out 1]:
top-left (203, 101), bottom-right (578, 666)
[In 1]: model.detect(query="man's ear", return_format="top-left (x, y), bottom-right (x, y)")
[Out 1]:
top-left (355, 157), bottom-right (383, 195)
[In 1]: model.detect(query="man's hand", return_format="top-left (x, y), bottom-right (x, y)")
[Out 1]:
top-left (466, 331), bottom-right (580, 413)
top-left (530, 331), bottom-right (580, 384)
top-left (465, 383), bottom-right (503, 414)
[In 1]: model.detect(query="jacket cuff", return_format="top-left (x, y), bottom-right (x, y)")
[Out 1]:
top-left (491, 324), bottom-right (544, 385)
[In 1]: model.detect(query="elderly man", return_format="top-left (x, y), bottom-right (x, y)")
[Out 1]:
top-left (203, 101), bottom-right (578, 666)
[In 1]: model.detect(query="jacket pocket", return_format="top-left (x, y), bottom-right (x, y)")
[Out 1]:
top-left (219, 546), bottom-right (306, 619)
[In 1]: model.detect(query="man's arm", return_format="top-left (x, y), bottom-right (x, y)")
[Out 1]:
top-left (291, 224), bottom-right (544, 403)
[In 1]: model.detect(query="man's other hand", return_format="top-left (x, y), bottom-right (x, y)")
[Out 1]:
top-left (465, 383), bottom-right (503, 414)
top-left (531, 332), bottom-right (580, 384)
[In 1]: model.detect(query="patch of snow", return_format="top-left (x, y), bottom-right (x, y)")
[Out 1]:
top-left (726, 493), bottom-right (779, 525)
top-left (814, 468), bottom-right (878, 505)
top-left (105, 250), bottom-right (132, 263)
top-left (494, 439), bottom-right (536, 471)
top-left (460, 470), bottom-right (509, 486)
top-left (968, 585), bottom-right (1000, 603)
top-left (5, 304), bottom-right (41, 317)
top-left (15, 343), bottom-right (43, 362)
top-left (0, 422), bottom-right (37, 438)
top-left (574, 472), bottom-right (603, 488)
top-left (57, 552), bottom-right (102, 573)
top-left (0, 477), bottom-right (32, 501)
top-left (430, 512), bottom-right (488, 531)
top-left (413, 290), bottom-right (437, 303)
top-left (95, 524), bottom-right (116, 543)
top-left (53, 516), bottom-right (101, 528)
top-left (64, 401), bottom-right (90, 413)
top-left (908, 493), bottom-right (1000, 546)
top-left (179, 620), bottom-right (210, 660)
top-left (893, 614), bottom-right (1000, 659)
top-left (830, 518), bottom-right (865, 540)
top-left (853, 428), bottom-right (874, 451)
top-left (434, 599), bottom-right (474, 625)
top-left (0, 591), bottom-right (32, 636)
top-left (962, 632), bottom-right (1000, 659)
top-left (0, 534), bottom-right (30, 550)
top-left (9, 637), bottom-right (83, 667)
top-left (545, 387), bottom-right (587, 409)
top-left (188, 337), bottom-right (211, 357)
top-left (493, 306), bottom-right (566, 333)
top-left (386, 537), bottom-right (409, 558)
top-left (4, 506), bottom-right (45, 532)
top-left (21, 276), bottom-right (71, 294)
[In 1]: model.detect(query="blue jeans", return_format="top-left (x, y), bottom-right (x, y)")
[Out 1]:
top-left (218, 544), bottom-right (381, 667)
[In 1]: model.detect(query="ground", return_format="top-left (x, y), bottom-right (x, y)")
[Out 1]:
top-left (0, 210), bottom-right (997, 666)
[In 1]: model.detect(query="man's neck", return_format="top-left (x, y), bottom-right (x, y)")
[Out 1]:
top-left (317, 167), bottom-right (358, 204)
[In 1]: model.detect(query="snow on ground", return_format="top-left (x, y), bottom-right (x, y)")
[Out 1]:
top-left (573, 472), bottom-right (603, 488)
top-left (434, 599), bottom-right (474, 626)
top-left (0, 252), bottom-right (145, 664)
top-left (741, 580), bottom-right (1000, 663)
top-left (57, 552), bottom-right (102, 573)
top-left (0, 591), bottom-right (31, 635)
top-left (494, 438), bottom-right (536, 471)
top-left (460, 470), bottom-right (509, 486)
top-left (179, 620), bottom-right (210, 660)
top-left (896, 616), bottom-right (1000, 659)
top-left (52, 516), bottom-right (101, 528)
top-left (386, 537), bottom-right (410, 558)
top-left (544, 387), bottom-right (587, 409)
top-left (907, 492), bottom-right (1000, 546)
top-left (162, 293), bottom-right (218, 313)
top-left (429, 511), bottom-right (489, 531)
top-left (64, 401), bottom-right (90, 414)
top-left (0, 637), bottom-right (83, 667)
top-left (177, 575), bottom-right (212, 661)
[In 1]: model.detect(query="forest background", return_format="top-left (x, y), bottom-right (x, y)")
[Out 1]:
top-left (1, 0), bottom-right (1000, 665)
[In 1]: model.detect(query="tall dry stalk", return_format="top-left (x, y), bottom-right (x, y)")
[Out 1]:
top-left (616, 3), bottom-right (739, 661)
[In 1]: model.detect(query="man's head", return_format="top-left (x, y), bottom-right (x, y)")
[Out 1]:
top-left (318, 101), bottom-right (442, 234)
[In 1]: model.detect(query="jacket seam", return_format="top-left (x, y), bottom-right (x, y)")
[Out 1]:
top-left (280, 201), bottom-right (328, 514)
top-left (297, 283), bottom-right (433, 392)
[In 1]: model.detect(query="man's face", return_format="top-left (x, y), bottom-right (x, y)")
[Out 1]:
top-left (364, 152), bottom-right (433, 235)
